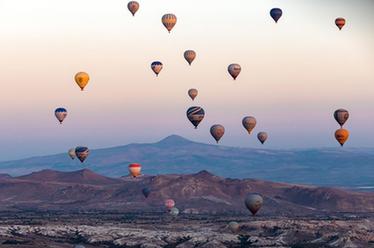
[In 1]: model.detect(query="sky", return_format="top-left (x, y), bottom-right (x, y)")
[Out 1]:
top-left (0, 0), bottom-right (373, 160)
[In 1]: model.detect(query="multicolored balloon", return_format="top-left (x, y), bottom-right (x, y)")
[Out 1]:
top-left (184, 50), bottom-right (196, 65)
top-left (210, 124), bottom-right (225, 143)
top-left (162, 14), bottom-right (177, 33)
top-left (74, 72), bottom-right (90, 91)
top-left (68, 148), bottom-right (76, 160)
top-left (128, 163), bottom-right (142, 177)
top-left (54, 108), bottom-right (67, 124)
top-left (257, 132), bottom-right (268, 144)
top-left (334, 109), bottom-right (349, 127)
top-left (335, 128), bottom-right (349, 147)
top-left (228, 64), bottom-right (241, 80)
top-left (75, 146), bottom-right (89, 163)
top-left (165, 199), bottom-right (175, 210)
top-left (335, 18), bottom-right (346, 30)
top-left (188, 88), bottom-right (198, 101)
top-left (186, 106), bottom-right (205, 129)
top-left (242, 116), bottom-right (257, 134)
top-left (151, 61), bottom-right (163, 76)
top-left (127, 1), bottom-right (139, 16)
top-left (245, 193), bottom-right (263, 216)
top-left (142, 187), bottom-right (151, 198)
top-left (270, 8), bottom-right (283, 23)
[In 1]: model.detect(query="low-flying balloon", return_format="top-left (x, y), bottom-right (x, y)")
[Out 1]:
top-left (228, 222), bottom-right (240, 233)
top-left (129, 163), bottom-right (142, 177)
top-left (74, 245), bottom-right (86, 248)
top-left (184, 50), bottom-right (196, 65)
top-left (74, 72), bottom-right (90, 91)
top-left (270, 8), bottom-right (283, 23)
top-left (334, 109), bottom-right (349, 127)
top-left (242, 116), bottom-right (257, 134)
top-left (68, 148), bottom-right (76, 160)
top-left (75, 146), bottom-right (89, 163)
top-left (142, 187), bottom-right (151, 198)
top-left (228, 64), bottom-right (241, 80)
top-left (335, 128), bottom-right (349, 146)
top-left (151, 61), bottom-right (163, 76)
top-left (335, 18), bottom-right (346, 30)
top-left (188, 89), bottom-right (198, 101)
top-left (210, 124), bottom-right (225, 143)
top-left (186, 106), bottom-right (205, 129)
top-left (162, 14), bottom-right (177, 33)
top-left (127, 1), bottom-right (139, 16)
top-left (55, 108), bottom-right (67, 124)
top-left (257, 132), bottom-right (268, 144)
top-left (170, 207), bottom-right (179, 217)
top-left (245, 193), bottom-right (263, 216)
top-left (165, 199), bottom-right (175, 210)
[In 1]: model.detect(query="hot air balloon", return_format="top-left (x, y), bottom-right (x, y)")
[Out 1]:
top-left (74, 72), bottom-right (90, 91)
top-left (74, 245), bottom-right (86, 248)
top-left (162, 14), bottom-right (177, 33)
top-left (257, 132), bottom-right (268, 144)
top-left (127, 1), bottom-right (139, 16)
top-left (245, 193), bottom-right (263, 216)
top-left (228, 64), bottom-right (241, 80)
top-left (334, 109), bottom-right (349, 127)
top-left (335, 18), bottom-right (346, 30)
top-left (335, 128), bottom-right (349, 146)
top-left (188, 88), bottom-right (198, 101)
top-left (170, 207), bottom-right (179, 217)
top-left (165, 199), bottom-right (175, 210)
top-left (68, 148), bottom-right (76, 160)
top-left (186, 106), bottom-right (205, 129)
top-left (184, 50), bottom-right (196, 65)
top-left (270, 8), bottom-right (283, 23)
top-left (128, 163), bottom-right (142, 177)
top-left (75, 146), bottom-right (89, 163)
top-left (54, 108), bottom-right (67, 124)
top-left (151, 61), bottom-right (163, 76)
top-left (210, 124), bottom-right (225, 143)
top-left (228, 222), bottom-right (240, 233)
top-left (142, 187), bottom-right (151, 198)
top-left (242, 116), bottom-right (257, 134)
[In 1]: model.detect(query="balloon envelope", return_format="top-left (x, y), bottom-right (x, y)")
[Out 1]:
top-left (334, 109), bottom-right (349, 127)
top-left (170, 207), bottom-right (179, 217)
top-left (184, 50), bottom-right (196, 65)
top-left (270, 8), bottom-right (283, 23)
top-left (242, 116), bottom-right (257, 134)
top-left (74, 72), bottom-right (90, 91)
top-left (335, 128), bottom-right (349, 146)
top-left (129, 163), bottom-right (142, 177)
top-left (75, 146), bottom-right (89, 163)
top-left (335, 18), bottom-right (346, 30)
top-left (162, 14), bottom-right (177, 33)
top-left (228, 64), bottom-right (241, 80)
top-left (228, 222), bottom-right (240, 233)
top-left (188, 88), bottom-right (198, 101)
top-left (68, 148), bottom-right (76, 160)
top-left (186, 106), bottom-right (205, 129)
top-left (127, 1), bottom-right (139, 16)
top-left (151, 61), bottom-right (163, 76)
top-left (165, 199), bottom-right (175, 210)
top-left (245, 193), bottom-right (263, 216)
top-left (210, 124), bottom-right (225, 143)
top-left (257, 132), bottom-right (268, 144)
top-left (142, 187), bottom-right (151, 198)
top-left (55, 108), bottom-right (67, 124)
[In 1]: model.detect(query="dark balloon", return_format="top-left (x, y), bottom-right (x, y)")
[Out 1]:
top-left (257, 132), bottom-right (268, 144)
top-left (151, 61), bottom-right (163, 76)
top-left (170, 207), bottom-right (179, 217)
top-left (334, 109), bottom-right (349, 127)
top-left (270, 8), bottom-right (283, 23)
top-left (127, 1), bottom-right (139, 16)
top-left (335, 18), bottom-right (346, 30)
top-left (142, 187), bottom-right (151, 198)
top-left (55, 108), bottom-right (67, 124)
top-left (75, 146), bottom-right (89, 163)
top-left (245, 193), bottom-right (263, 216)
top-left (210, 124), bottom-right (225, 143)
top-left (186, 106), bottom-right (205, 129)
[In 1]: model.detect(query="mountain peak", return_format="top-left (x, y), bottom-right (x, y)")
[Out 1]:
top-left (157, 135), bottom-right (192, 145)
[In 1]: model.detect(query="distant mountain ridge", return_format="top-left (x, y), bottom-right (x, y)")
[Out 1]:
top-left (0, 135), bottom-right (373, 188)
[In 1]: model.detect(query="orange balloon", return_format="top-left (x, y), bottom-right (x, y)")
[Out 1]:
top-left (74, 72), bottom-right (90, 91)
top-left (128, 163), bottom-right (142, 177)
top-left (335, 128), bottom-right (349, 146)
top-left (335, 18), bottom-right (346, 30)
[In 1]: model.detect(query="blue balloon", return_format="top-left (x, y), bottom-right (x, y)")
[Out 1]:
top-left (270, 8), bottom-right (283, 23)
top-left (142, 187), bottom-right (151, 198)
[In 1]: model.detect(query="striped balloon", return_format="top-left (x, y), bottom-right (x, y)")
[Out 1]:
top-left (334, 109), bottom-right (349, 127)
top-left (151, 61), bottom-right (163, 76)
top-left (186, 106), bottom-right (205, 129)
top-left (242, 116), bottom-right (257, 134)
top-left (54, 108), bottom-right (67, 124)
top-left (128, 163), bottom-right (142, 177)
top-left (162, 14), bottom-right (177, 33)
top-left (210, 124), bottom-right (225, 143)
top-left (184, 50), bottom-right (196, 65)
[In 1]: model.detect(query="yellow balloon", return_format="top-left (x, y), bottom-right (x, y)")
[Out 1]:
top-left (162, 14), bottom-right (177, 33)
top-left (74, 72), bottom-right (90, 91)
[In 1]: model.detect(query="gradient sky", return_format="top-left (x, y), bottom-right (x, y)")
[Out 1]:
top-left (0, 0), bottom-right (373, 160)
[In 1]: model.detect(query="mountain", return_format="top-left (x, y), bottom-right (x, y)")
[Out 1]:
top-left (0, 169), bottom-right (373, 215)
top-left (0, 135), bottom-right (373, 187)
